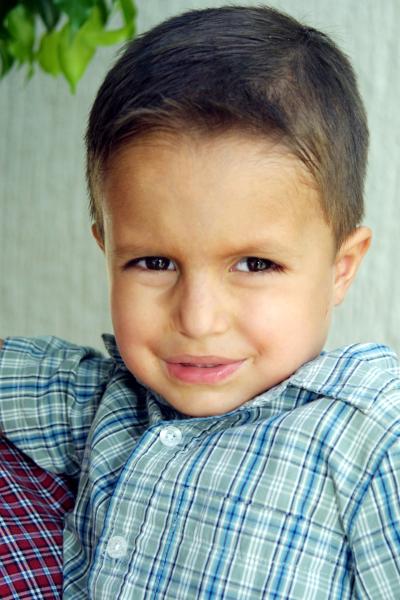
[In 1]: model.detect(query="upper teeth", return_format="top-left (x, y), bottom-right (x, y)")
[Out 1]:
top-left (184, 363), bottom-right (218, 368)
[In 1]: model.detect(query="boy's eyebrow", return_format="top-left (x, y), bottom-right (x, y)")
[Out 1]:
top-left (111, 238), bottom-right (299, 261)
top-left (112, 244), bottom-right (159, 258)
top-left (222, 241), bottom-right (300, 261)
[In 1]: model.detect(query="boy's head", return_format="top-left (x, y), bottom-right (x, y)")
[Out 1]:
top-left (87, 5), bottom-right (369, 248)
top-left (87, 6), bottom-right (371, 417)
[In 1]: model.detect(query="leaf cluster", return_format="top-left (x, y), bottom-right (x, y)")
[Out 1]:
top-left (0, 0), bottom-right (137, 91)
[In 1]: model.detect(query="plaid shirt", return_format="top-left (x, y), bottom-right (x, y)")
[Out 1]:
top-left (1, 335), bottom-right (400, 599)
top-left (0, 437), bottom-right (74, 599)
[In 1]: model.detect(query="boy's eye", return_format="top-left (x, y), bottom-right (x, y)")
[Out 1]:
top-left (127, 256), bottom-right (176, 271)
top-left (234, 257), bottom-right (281, 273)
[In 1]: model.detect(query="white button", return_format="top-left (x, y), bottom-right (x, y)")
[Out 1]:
top-left (159, 426), bottom-right (182, 447)
top-left (106, 535), bottom-right (128, 559)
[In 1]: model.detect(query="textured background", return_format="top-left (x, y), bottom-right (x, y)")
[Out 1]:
top-left (1, 0), bottom-right (399, 354)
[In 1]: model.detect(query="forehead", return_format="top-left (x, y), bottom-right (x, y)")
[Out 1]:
top-left (101, 130), bottom-right (333, 254)
top-left (103, 130), bottom-right (321, 206)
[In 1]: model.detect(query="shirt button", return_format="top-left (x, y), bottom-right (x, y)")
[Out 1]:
top-left (106, 536), bottom-right (128, 559)
top-left (159, 426), bottom-right (182, 447)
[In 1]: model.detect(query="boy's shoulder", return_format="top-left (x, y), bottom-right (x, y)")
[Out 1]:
top-left (291, 342), bottom-right (400, 415)
top-left (282, 343), bottom-right (400, 524)
top-left (276, 342), bottom-right (400, 453)
top-left (1, 335), bottom-right (106, 361)
top-left (284, 342), bottom-right (400, 470)
top-left (0, 335), bottom-right (117, 397)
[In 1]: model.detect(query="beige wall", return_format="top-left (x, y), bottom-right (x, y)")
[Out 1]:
top-left (1, 0), bottom-right (399, 353)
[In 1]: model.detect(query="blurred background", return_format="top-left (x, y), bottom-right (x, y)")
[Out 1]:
top-left (1, 0), bottom-right (399, 353)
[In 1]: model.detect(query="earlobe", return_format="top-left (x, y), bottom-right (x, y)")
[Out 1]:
top-left (334, 226), bottom-right (372, 305)
top-left (92, 223), bottom-right (105, 251)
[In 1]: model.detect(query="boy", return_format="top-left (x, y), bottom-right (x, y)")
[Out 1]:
top-left (1, 5), bottom-right (400, 598)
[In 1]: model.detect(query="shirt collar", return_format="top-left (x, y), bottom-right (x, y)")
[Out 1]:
top-left (102, 334), bottom-right (400, 416)
top-left (286, 343), bottom-right (400, 413)
top-left (102, 334), bottom-right (126, 368)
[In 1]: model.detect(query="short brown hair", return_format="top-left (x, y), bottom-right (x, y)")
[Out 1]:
top-left (86, 5), bottom-right (368, 247)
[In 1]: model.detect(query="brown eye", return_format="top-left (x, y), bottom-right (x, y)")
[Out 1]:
top-left (235, 257), bottom-right (279, 272)
top-left (144, 257), bottom-right (173, 270)
top-left (128, 256), bottom-right (175, 271)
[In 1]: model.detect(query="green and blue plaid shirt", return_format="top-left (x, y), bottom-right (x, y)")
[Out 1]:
top-left (1, 335), bottom-right (400, 599)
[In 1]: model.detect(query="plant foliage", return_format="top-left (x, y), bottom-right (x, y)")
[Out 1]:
top-left (0, 0), bottom-right (137, 91)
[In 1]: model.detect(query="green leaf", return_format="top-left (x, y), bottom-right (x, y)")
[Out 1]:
top-left (54, 0), bottom-right (95, 32)
top-left (34, 0), bottom-right (60, 31)
top-left (4, 4), bottom-right (35, 63)
top-left (119, 0), bottom-right (136, 28)
top-left (83, 0), bottom-right (136, 45)
top-left (37, 27), bottom-right (61, 74)
top-left (82, 7), bottom-right (134, 47)
top-left (58, 8), bottom-right (101, 92)
top-left (84, 25), bottom-right (129, 47)
top-left (0, 0), bottom-right (137, 89)
top-left (95, 0), bottom-right (108, 23)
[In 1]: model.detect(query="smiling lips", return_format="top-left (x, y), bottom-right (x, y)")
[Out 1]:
top-left (165, 355), bottom-right (245, 384)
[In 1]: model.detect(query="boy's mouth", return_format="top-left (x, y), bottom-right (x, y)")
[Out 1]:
top-left (164, 355), bottom-right (245, 384)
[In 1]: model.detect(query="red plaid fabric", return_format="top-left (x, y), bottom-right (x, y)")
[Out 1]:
top-left (0, 437), bottom-right (74, 599)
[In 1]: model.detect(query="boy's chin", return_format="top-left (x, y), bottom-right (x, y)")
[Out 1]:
top-left (155, 387), bottom-right (255, 418)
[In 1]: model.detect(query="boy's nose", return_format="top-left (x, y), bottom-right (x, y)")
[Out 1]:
top-left (172, 274), bottom-right (230, 339)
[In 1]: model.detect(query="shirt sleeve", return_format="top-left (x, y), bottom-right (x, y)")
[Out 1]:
top-left (351, 439), bottom-right (400, 598)
top-left (0, 336), bottom-right (115, 477)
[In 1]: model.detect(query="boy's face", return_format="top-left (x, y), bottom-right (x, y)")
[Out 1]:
top-left (96, 131), bottom-right (368, 417)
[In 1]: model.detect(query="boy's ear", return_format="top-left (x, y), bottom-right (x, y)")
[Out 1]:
top-left (333, 226), bottom-right (372, 306)
top-left (92, 223), bottom-right (105, 251)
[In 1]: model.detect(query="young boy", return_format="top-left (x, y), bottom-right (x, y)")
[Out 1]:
top-left (1, 5), bottom-right (400, 598)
